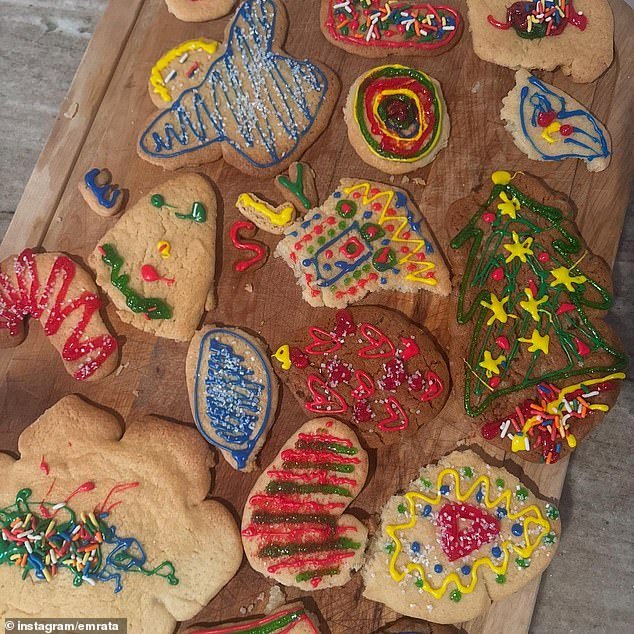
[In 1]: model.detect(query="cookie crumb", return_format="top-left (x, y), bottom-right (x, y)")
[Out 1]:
top-left (401, 175), bottom-right (410, 184)
top-left (264, 585), bottom-right (286, 614)
top-left (132, 389), bottom-right (140, 397)
top-left (239, 606), bottom-right (247, 615)
top-left (471, 81), bottom-right (481, 94)
top-left (412, 178), bottom-right (426, 187)
top-left (115, 362), bottom-right (130, 377)
top-left (244, 283), bottom-right (254, 293)
top-left (64, 102), bottom-right (79, 119)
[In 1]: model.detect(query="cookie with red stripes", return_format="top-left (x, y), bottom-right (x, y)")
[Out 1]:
top-left (272, 306), bottom-right (450, 448)
top-left (241, 418), bottom-right (368, 590)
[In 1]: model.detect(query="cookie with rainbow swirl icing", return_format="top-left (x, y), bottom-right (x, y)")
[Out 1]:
top-left (344, 64), bottom-right (450, 174)
top-left (165, 0), bottom-right (234, 22)
top-left (363, 449), bottom-right (561, 624)
top-left (0, 249), bottom-right (118, 381)
top-left (0, 395), bottom-right (242, 633)
top-left (241, 417), bottom-right (368, 590)
top-left (466, 0), bottom-right (614, 83)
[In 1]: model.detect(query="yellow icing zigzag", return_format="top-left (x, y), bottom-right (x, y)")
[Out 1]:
top-left (385, 468), bottom-right (552, 599)
top-left (150, 39), bottom-right (219, 103)
top-left (342, 182), bottom-right (437, 286)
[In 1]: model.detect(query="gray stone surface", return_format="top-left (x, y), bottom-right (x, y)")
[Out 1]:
top-left (0, 1), bottom-right (631, 632)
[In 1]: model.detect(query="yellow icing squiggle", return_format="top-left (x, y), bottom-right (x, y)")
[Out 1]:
top-left (385, 469), bottom-right (553, 599)
top-left (150, 39), bottom-right (219, 103)
top-left (342, 182), bottom-right (437, 286)
top-left (237, 193), bottom-right (294, 227)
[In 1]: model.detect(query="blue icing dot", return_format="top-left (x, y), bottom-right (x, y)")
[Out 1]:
top-left (312, 213), bottom-right (321, 221)
top-left (512, 523), bottom-right (523, 537)
top-left (425, 240), bottom-right (434, 254)
top-left (461, 565), bottom-right (471, 575)
top-left (434, 564), bottom-right (443, 573)
top-left (422, 504), bottom-right (432, 517)
top-left (492, 546), bottom-right (502, 558)
top-left (380, 277), bottom-right (387, 285)
top-left (381, 239), bottom-right (390, 246)
top-left (323, 263), bottom-right (332, 272)
top-left (289, 231), bottom-right (298, 238)
top-left (395, 191), bottom-right (406, 208)
top-left (410, 541), bottom-right (421, 554)
top-left (475, 486), bottom-right (484, 503)
top-left (300, 221), bottom-right (311, 229)
top-left (440, 485), bottom-right (450, 495)
top-left (302, 259), bottom-right (312, 267)
top-left (333, 191), bottom-right (341, 198)
top-left (496, 506), bottom-right (507, 519)
top-left (363, 211), bottom-right (372, 219)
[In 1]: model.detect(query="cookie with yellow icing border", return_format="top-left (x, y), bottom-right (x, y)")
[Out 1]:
top-left (276, 178), bottom-right (450, 309)
top-left (165, 0), bottom-right (234, 22)
top-left (241, 418), bottom-right (368, 590)
top-left (236, 192), bottom-right (296, 235)
top-left (149, 39), bottom-right (221, 108)
top-left (466, 0), bottom-right (614, 83)
top-left (0, 395), bottom-right (242, 633)
top-left (343, 64), bottom-right (450, 175)
top-left (363, 449), bottom-right (561, 624)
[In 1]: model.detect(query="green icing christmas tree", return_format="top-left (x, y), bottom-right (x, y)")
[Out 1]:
top-left (450, 172), bottom-right (627, 417)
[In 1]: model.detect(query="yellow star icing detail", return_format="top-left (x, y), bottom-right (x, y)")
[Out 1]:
top-left (519, 288), bottom-right (548, 322)
top-left (479, 350), bottom-right (506, 377)
top-left (480, 293), bottom-right (516, 326)
top-left (549, 266), bottom-right (588, 292)
top-left (518, 329), bottom-right (550, 355)
top-left (497, 192), bottom-right (520, 219)
top-left (503, 232), bottom-right (534, 263)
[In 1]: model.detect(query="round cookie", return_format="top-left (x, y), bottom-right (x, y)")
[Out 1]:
top-left (363, 449), bottom-right (561, 624)
top-left (344, 64), bottom-right (450, 174)
top-left (164, 0), bottom-right (234, 22)
top-left (149, 39), bottom-right (221, 107)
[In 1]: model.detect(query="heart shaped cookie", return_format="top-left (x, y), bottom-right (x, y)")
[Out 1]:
top-left (241, 418), bottom-right (368, 590)
top-left (273, 306), bottom-right (450, 447)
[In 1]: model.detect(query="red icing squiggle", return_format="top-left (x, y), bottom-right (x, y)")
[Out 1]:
top-left (0, 250), bottom-right (117, 380)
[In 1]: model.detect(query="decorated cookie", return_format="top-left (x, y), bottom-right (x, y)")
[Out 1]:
top-left (363, 449), bottom-right (561, 624)
top-left (0, 396), bottom-right (242, 632)
top-left (229, 220), bottom-right (269, 272)
top-left (80, 168), bottom-right (126, 217)
top-left (449, 171), bottom-right (626, 464)
top-left (275, 162), bottom-right (319, 211)
top-left (164, 0), bottom-right (234, 22)
top-left (466, 0), bottom-right (614, 83)
top-left (236, 192), bottom-right (296, 235)
top-left (344, 65), bottom-right (450, 174)
top-left (241, 418), bottom-right (368, 590)
top-left (186, 326), bottom-right (279, 471)
top-left (139, 0), bottom-right (339, 176)
top-left (149, 39), bottom-right (221, 107)
top-left (321, 1), bottom-right (463, 57)
top-left (276, 178), bottom-right (450, 308)
top-left (0, 249), bottom-right (118, 381)
top-left (501, 70), bottom-right (611, 172)
top-left (272, 307), bottom-right (449, 448)
top-left (89, 173), bottom-right (217, 341)
top-left (188, 603), bottom-right (321, 633)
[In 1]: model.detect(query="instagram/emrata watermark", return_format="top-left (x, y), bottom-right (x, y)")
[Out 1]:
top-left (4, 619), bottom-right (126, 633)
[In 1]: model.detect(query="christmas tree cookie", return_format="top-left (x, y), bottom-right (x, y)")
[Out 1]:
top-left (0, 396), bottom-right (242, 632)
top-left (241, 418), bottom-right (368, 590)
top-left (276, 178), bottom-right (450, 308)
top-left (89, 173), bottom-right (217, 341)
top-left (363, 450), bottom-right (561, 624)
top-left (448, 171), bottom-right (626, 463)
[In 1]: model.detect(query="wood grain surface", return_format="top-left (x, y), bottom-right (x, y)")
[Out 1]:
top-left (0, 1), bottom-right (633, 633)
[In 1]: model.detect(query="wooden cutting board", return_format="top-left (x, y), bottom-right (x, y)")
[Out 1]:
top-left (1, 1), bottom-right (632, 632)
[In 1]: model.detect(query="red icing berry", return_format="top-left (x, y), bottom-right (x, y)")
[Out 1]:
top-left (379, 358), bottom-right (406, 391)
top-left (559, 125), bottom-right (574, 137)
top-left (407, 371), bottom-right (423, 392)
top-left (327, 358), bottom-right (352, 385)
top-left (574, 337), bottom-right (591, 357)
top-left (290, 346), bottom-right (309, 369)
top-left (333, 309), bottom-right (356, 338)
top-left (538, 251), bottom-right (551, 263)
top-left (353, 399), bottom-right (373, 424)
top-left (491, 267), bottom-right (505, 282)
top-left (537, 110), bottom-right (557, 128)
top-left (482, 212), bottom-right (496, 224)
top-left (495, 336), bottom-right (510, 351)
top-left (489, 376), bottom-right (501, 388)
top-left (556, 302), bottom-right (576, 315)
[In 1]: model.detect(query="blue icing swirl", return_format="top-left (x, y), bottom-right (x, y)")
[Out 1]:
top-left (192, 329), bottom-right (273, 469)
top-left (139, 0), bottom-right (329, 169)
top-left (519, 76), bottom-right (610, 163)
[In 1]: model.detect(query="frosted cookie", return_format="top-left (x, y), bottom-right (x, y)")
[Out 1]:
top-left (0, 395), bottom-right (242, 633)
top-left (187, 603), bottom-right (321, 633)
top-left (186, 326), bottom-right (279, 471)
top-left (501, 70), bottom-right (611, 172)
top-left (466, 0), bottom-right (614, 83)
top-left (448, 170), bottom-right (626, 464)
top-left (80, 168), bottom-right (126, 217)
top-left (229, 220), bottom-right (269, 272)
top-left (241, 418), bottom-right (368, 590)
top-left (149, 39), bottom-right (221, 107)
top-left (0, 249), bottom-right (118, 381)
top-left (236, 192), bottom-right (296, 235)
top-left (139, 0), bottom-right (339, 176)
top-left (275, 162), bottom-right (319, 211)
top-left (272, 307), bottom-right (449, 448)
top-left (344, 65), bottom-right (450, 174)
top-left (276, 178), bottom-right (450, 308)
top-left (165, 0), bottom-right (234, 22)
top-left (363, 449), bottom-right (561, 624)
top-left (89, 173), bottom-right (217, 341)
top-left (321, 1), bottom-right (463, 57)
